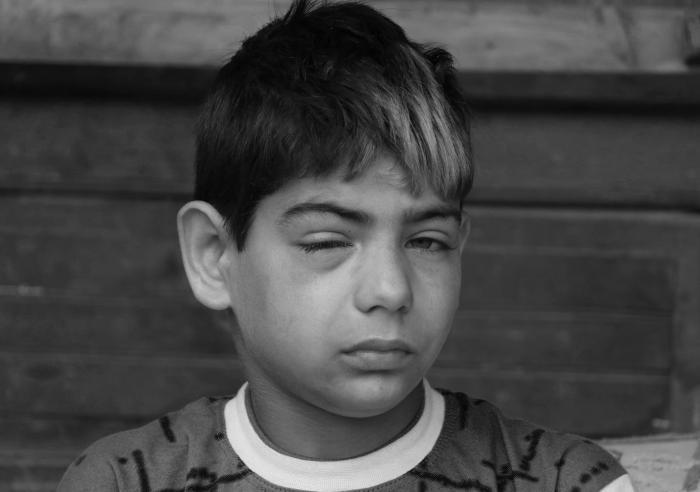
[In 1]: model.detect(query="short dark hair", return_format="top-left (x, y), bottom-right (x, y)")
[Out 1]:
top-left (195, 0), bottom-right (473, 249)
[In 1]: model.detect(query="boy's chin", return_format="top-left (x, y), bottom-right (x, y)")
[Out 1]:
top-left (321, 374), bottom-right (422, 419)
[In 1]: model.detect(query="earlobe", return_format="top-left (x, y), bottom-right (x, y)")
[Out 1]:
top-left (177, 201), bottom-right (234, 310)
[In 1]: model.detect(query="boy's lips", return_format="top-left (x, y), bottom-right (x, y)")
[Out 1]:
top-left (343, 338), bottom-right (413, 353)
top-left (341, 339), bottom-right (414, 371)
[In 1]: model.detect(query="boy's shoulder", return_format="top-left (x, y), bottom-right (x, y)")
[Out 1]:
top-left (56, 395), bottom-right (247, 492)
top-left (427, 388), bottom-right (629, 491)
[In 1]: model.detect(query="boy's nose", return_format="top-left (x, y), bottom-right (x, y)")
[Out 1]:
top-left (353, 245), bottom-right (413, 314)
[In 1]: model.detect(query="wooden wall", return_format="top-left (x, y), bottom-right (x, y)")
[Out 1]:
top-left (2, 0), bottom-right (700, 490)
top-left (1, 0), bottom-right (699, 70)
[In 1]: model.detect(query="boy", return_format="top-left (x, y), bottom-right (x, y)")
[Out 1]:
top-left (58, 1), bottom-right (634, 490)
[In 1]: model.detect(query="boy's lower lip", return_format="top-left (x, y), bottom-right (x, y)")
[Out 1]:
top-left (341, 349), bottom-right (412, 371)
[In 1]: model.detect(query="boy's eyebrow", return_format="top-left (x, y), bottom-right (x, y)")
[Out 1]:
top-left (279, 201), bottom-right (461, 225)
top-left (279, 202), bottom-right (370, 225)
top-left (404, 205), bottom-right (462, 224)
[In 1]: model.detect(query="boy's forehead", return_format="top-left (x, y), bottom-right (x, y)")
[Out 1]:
top-left (352, 159), bottom-right (413, 189)
top-left (271, 159), bottom-right (451, 212)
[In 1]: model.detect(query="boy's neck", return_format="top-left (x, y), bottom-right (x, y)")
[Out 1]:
top-left (245, 382), bottom-right (425, 461)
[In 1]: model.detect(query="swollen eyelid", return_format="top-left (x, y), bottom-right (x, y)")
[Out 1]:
top-left (301, 240), bottom-right (353, 253)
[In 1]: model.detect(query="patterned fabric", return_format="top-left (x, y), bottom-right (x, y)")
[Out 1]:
top-left (57, 388), bottom-right (627, 491)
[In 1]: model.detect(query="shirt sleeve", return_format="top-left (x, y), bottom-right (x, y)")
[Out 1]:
top-left (599, 474), bottom-right (636, 492)
top-left (554, 439), bottom-right (629, 491)
top-left (56, 452), bottom-right (120, 492)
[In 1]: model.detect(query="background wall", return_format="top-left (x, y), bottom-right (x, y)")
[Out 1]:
top-left (2, 1), bottom-right (700, 490)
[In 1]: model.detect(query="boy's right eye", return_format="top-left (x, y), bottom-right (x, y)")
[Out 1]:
top-left (300, 240), bottom-right (353, 254)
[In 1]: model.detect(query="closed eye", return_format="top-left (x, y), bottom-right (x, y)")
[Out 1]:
top-left (300, 240), bottom-right (353, 254)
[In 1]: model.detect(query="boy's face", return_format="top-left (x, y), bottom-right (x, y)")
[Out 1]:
top-left (222, 156), bottom-right (467, 418)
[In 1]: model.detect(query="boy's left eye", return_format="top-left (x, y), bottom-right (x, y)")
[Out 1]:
top-left (406, 237), bottom-right (449, 252)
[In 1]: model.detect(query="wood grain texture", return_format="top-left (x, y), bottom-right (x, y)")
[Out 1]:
top-left (2, 99), bottom-right (700, 207)
top-left (0, 415), bottom-right (146, 452)
top-left (442, 311), bottom-right (671, 371)
top-left (472, 111), bottom-right (700, 207)
top-left (467, 206), bottom-right (700, 395)
top-left (456, 71), bottom-right (700, 107)
top-left (0, 196), bottom-right (186, 298)
top-left (460, 250), bottom-right (676, 313)
top-left (0, 352), bottom-right (246, 419)
top-left (429, 368), bottom-right (668, 437)
top-left (4, 64), bottom-right (700, 106)
top-left (0, 98), bottom-right (196, 195)
top-left (0, 0), bottom-right (691, 70)
top-left (0, 448), bottom-right (71, 492)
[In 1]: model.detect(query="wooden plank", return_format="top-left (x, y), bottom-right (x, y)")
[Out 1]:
top-left (442, 311), bottom-right (671, 371)
top-left (0, 449), bottom-right (71, 492)
top-left (0, 296), bottom-right (235, 357)
top-left (429, 368), bottom-right (668, 437)
top-left (0, 0), bottom-right (691, 70)
top-left (0, 98), bottom-right (196, 195)
top-left (0, 352), bottom-right (667, 437)
top-left (0, 197), bottom-right (188, 298)
top-left (466, 207), bottom-right (700, 423)
top-left (458, 71), bottom-right (700, 107)
top-left (2, 101), bottom-right (700, 206)
top-left (466, 207), bottom-right (700, 252)
top-left (460, 250), bottom-right (676, 313)
top-left (0, 196), bottom-right (179, 237)
top-left (4, 64), bottom-right (700, 107)
top-left (0, 415), bottom-right (146, 452)
top-left (1, 296), bottom-right (671, 371)
top-left (387, 3), bottom-right (687, 71)
top-left (671, 247), bottom-right (700, 429)
top-left (685, 11), bottom-right (700, 66)
top-left (0, 62), bottom-right (216, 102)
top-left (0, 233), bottom-right (187, 297)
top-left (472, 112), bottom-right (700, 207)
top-left (0, 352), bottom-right (246, 419)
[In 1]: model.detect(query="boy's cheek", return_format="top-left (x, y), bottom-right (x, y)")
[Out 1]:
top-left (293, 252), bottom-right (351, 274)
top-left (414, 255), bottom-right (462, 289)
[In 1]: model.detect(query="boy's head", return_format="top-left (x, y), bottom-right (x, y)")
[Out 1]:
top-left (178, 0), bottom-right (473, 420)
top-left (194, 0), bottom-right (473, 250)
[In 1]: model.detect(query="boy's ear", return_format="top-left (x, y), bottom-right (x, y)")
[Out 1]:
top-left (177, 201), bottom-right (235, 310)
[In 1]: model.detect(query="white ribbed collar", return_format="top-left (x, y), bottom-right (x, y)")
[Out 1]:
top-left (224, 380), bottom-right (445, 491)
